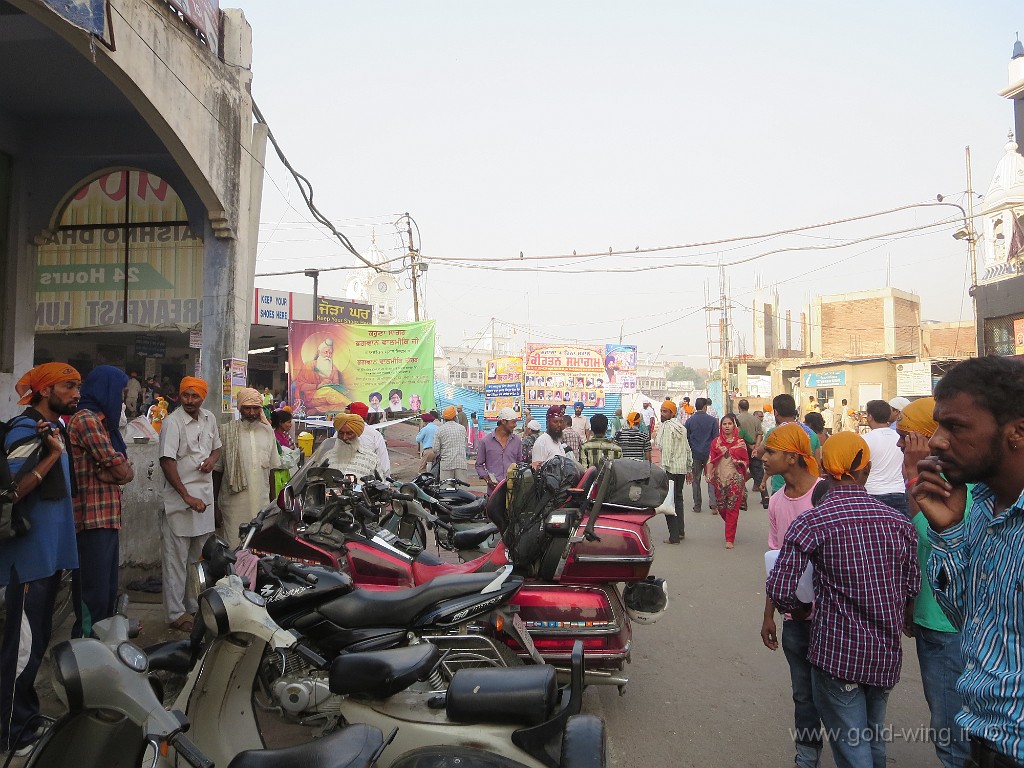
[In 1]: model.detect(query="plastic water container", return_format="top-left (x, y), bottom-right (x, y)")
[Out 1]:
top-left (297, 431), bottom-right (314, 457)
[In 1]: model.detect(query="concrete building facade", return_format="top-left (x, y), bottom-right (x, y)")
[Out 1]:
top-left (1, 0), bottom-right (266, 416)
top-left (809, 287), bottom-right (921, 360)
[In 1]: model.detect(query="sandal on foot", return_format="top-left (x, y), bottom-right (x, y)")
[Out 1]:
top-left (169, 615), bottom-right (194, 632)
top-left (662, 538), bottom-right (681, 545)
top-left (724, 542), bottom-right (735, 549)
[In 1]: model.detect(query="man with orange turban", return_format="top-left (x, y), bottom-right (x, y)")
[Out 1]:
top-left (759, 421), bottom-right (824, 768)
top-left (158, 375), bottom-right (221, 632)
top-left (212, 388), bottom-right (281, 548)
top-left (1, 363), bottom-right (81, 753)
top-left (768, 430), bottom-right (918, 768)
top-left (433, 405), bottom-right (470, 483)
top-left (327, 412), bottom-right (380, 479)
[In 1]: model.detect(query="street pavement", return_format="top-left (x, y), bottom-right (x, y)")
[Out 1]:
top-left (23, 424), bottom-right (942, 766)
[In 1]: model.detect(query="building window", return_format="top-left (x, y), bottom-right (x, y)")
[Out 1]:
top-left (984, 313), bottom-right (1024, 356)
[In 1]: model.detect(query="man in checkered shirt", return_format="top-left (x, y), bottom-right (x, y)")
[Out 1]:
top-left (767, 432), bottom-right (919, 768)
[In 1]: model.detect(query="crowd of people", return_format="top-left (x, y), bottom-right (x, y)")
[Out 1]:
top-left (3, 356), bottom-right (1024, 767)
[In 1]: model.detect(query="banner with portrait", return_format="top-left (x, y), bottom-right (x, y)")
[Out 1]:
top-left (524, 344), bottom-right (606, 409)
top-left (484, 357), bottom-right (524, 419)
top-left (288, 320), bottom-right (435, 417)
top-left (603, 344), bottom-right (637, 393)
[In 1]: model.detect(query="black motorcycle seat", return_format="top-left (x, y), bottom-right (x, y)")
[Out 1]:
top-left (319, 571), bottom-right (508, 628)
top-left (330, 643), bottom-right (441, 698)
top-left (451, 523), bottom-right (498, 550)
top-left (446, 664), bottom-right (558, 726)
top-left (449, 498), bottom-right (487, 520)
top-left (145, 639), bottom-right (193, 674)
top-left (227, 723), bottom-right (383, 768)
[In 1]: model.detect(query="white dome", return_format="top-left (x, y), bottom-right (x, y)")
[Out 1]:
top-left (982, 134), bottom-right (1024, 214)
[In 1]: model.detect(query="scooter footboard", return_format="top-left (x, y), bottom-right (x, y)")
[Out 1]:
top-left (446, 665), bottom-right (557, 726)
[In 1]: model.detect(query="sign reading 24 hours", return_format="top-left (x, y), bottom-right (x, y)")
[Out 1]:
top-left (36, 263), bottom-right (173, 292)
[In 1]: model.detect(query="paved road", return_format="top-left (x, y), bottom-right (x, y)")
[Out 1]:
top-left (583, 489), bottom-right (941, 768)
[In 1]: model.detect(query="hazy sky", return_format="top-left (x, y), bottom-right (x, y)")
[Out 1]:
top-left (242, 1), bottom-right (1021, 366)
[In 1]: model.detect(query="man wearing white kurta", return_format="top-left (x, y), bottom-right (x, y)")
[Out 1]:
top-left (214, 388), bottom-right (280, 548)
top-left (159, 376), bottom-right (222, 630)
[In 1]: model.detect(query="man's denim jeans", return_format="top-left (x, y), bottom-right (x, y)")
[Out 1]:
top-left (811, 666), bottom-right (891, 768)
top-left (915, 625), bottom-right (969, 768)
top-left (870, 491), bottom-right (909, 519)
top-left (782, 619), bottom-right (822, 767)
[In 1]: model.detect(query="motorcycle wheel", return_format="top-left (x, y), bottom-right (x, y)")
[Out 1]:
top-left (0, 569), bottom-right (74, 636)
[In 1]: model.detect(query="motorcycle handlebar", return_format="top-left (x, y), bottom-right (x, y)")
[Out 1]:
top-left (168, 733), bottom-right (214, 768)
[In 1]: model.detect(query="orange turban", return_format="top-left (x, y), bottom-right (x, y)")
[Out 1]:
top-left (626, 411), bottom-right (642, 427)
top-left (764, 422), bottom-right (819, 478)
top-left (333, 413), bottom-right (365, 436)
top-left (898, 397), bottom-right (937, 438)
top-left (179, 376), bottom-right (209, 399)
top-left (16, 363), bottom-right (82, 405)
top-left (443, 406), bottom-right (457, 421)
top-left (235, 387), bottom-right (262, 408)
top-left (662, 400), bottom-right (677, 416)
top-left (821, 432), bottom-right (871, 481)
top-left (762, 404), bottom-right (773, 413)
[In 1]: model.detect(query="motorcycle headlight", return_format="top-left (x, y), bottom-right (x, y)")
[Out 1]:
top-left (198, 589), bottom-right (230, 636)
top-left (186, 561), bottom-right (212, 606)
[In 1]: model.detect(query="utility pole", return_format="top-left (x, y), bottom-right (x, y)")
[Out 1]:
top-left (490, 317), bottom-right (496, 359)
top-left (719, 266), bottom-right (731, 415)
top-left (965, 147), bottom-right (978, 291)
top-left (405, 212), bottom-right (420, 321)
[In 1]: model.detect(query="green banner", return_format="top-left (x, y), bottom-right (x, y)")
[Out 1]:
top-left (288, 320), bottom-right (436, 417)
top-left (37, 263), bottom-right (174, 292)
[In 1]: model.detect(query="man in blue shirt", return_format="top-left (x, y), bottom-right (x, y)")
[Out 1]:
top-left (1, 363), bottom-right (82, 754)
top-left (415, 413), bottom-right (439, 473)
top-left (913, 356), bottom-right (1024, 767)
top-left (685, 398), bottom-right (718, 513)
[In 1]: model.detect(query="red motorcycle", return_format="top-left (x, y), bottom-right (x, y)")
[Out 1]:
top-left (249, 450), bottom-right (669, 692)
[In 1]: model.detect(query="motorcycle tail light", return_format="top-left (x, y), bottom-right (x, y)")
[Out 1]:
top-left (512, 587), bottom-right (617, 629)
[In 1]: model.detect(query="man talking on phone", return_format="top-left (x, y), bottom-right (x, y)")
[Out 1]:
top-left (475, 408), bottom-right (522, 492)
top-left (913, 356), bottom-right (1024, 768)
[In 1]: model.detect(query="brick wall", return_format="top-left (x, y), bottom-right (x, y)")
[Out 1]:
top-left (820, 298), bottom-right (885, 358)
top-left (894, 298), bottom-right (920, 355)
top-left (922, 324), bottom-right (977, 357)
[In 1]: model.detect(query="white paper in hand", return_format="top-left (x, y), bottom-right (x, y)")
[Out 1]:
top-left (765, 549), bottom-right (815, 604)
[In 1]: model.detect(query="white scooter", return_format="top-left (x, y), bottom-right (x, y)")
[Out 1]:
top-left (171, 572), bottom-right (605, 768)
top-left (17, 601), bottom-right (387, 768)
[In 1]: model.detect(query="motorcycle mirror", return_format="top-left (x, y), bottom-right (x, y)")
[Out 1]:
top-left (278, 485), bottom-right (294, 511)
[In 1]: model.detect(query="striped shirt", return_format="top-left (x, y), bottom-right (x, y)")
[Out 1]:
top-left (561, 426), bottom-right (583, 461)
top-left (655, 420), bottom-right (692, 476)
top-left (928, 483), bottom-right (1024, 761)
top-left (614, 427), bottom-right (650, 460)
top-left (767, 484), bottom-right (919, 689)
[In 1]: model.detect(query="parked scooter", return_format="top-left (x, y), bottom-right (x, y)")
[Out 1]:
top-left (250, 446), bottom-right (669, 691)
top-left (173, 570), bottom-right (605, 768)
top-left (17, 599), bottom-right (388, 768)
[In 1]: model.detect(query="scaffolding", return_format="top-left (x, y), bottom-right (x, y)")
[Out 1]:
top-left (704, 265), bottom-right (734, 414)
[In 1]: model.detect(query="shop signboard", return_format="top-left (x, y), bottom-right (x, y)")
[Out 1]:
top-left (1016, 318), bottom-right (1024, 356)
top-left (603, 344), bottom-right (637, 393)
top-left (254, 288), bottom-right (291, 327)
top-left (222, 358), bottom-right (248, 413)
top-left (189, 328), bottom-right (202, 349)
top-left (802, 370), bottom-right (846, 388)
top-left (746, 375), bottom-right (772, 398)
top-left (165, 0), bottom-right (221, 56)
top-left (288, 320), bottom-right (436, 417)
top-left (484, 357), bottom-right (524, 419)
top-left (36, 170), bottom-right (203, 331)
top-left (524, 344), bottom-right (606, 409)
top-left (316, 296), bottom-right (374, 325)
top-left (896, 361), bottom-right (933, 397)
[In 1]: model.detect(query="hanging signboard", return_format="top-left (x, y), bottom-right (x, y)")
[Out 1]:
top-left (524, 344), bottom-right (606, 409)
top-left (222, 358), bottom-right (248, 413)
top-left (288, 320), bottom-right (436, 417)
top-left (134, 333), bottom-right (166, 359)
top-left (803, 370), bottom-right (846, 388)
top-left (316, 296), bottom-right (374, 325)
top-left (484, 357), bottom-right (524, 419)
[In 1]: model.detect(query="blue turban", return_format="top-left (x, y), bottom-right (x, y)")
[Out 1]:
top-left (78, 365), bottom-right (129, 455)
top-left (573, 401), bottom-right (585, 410)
